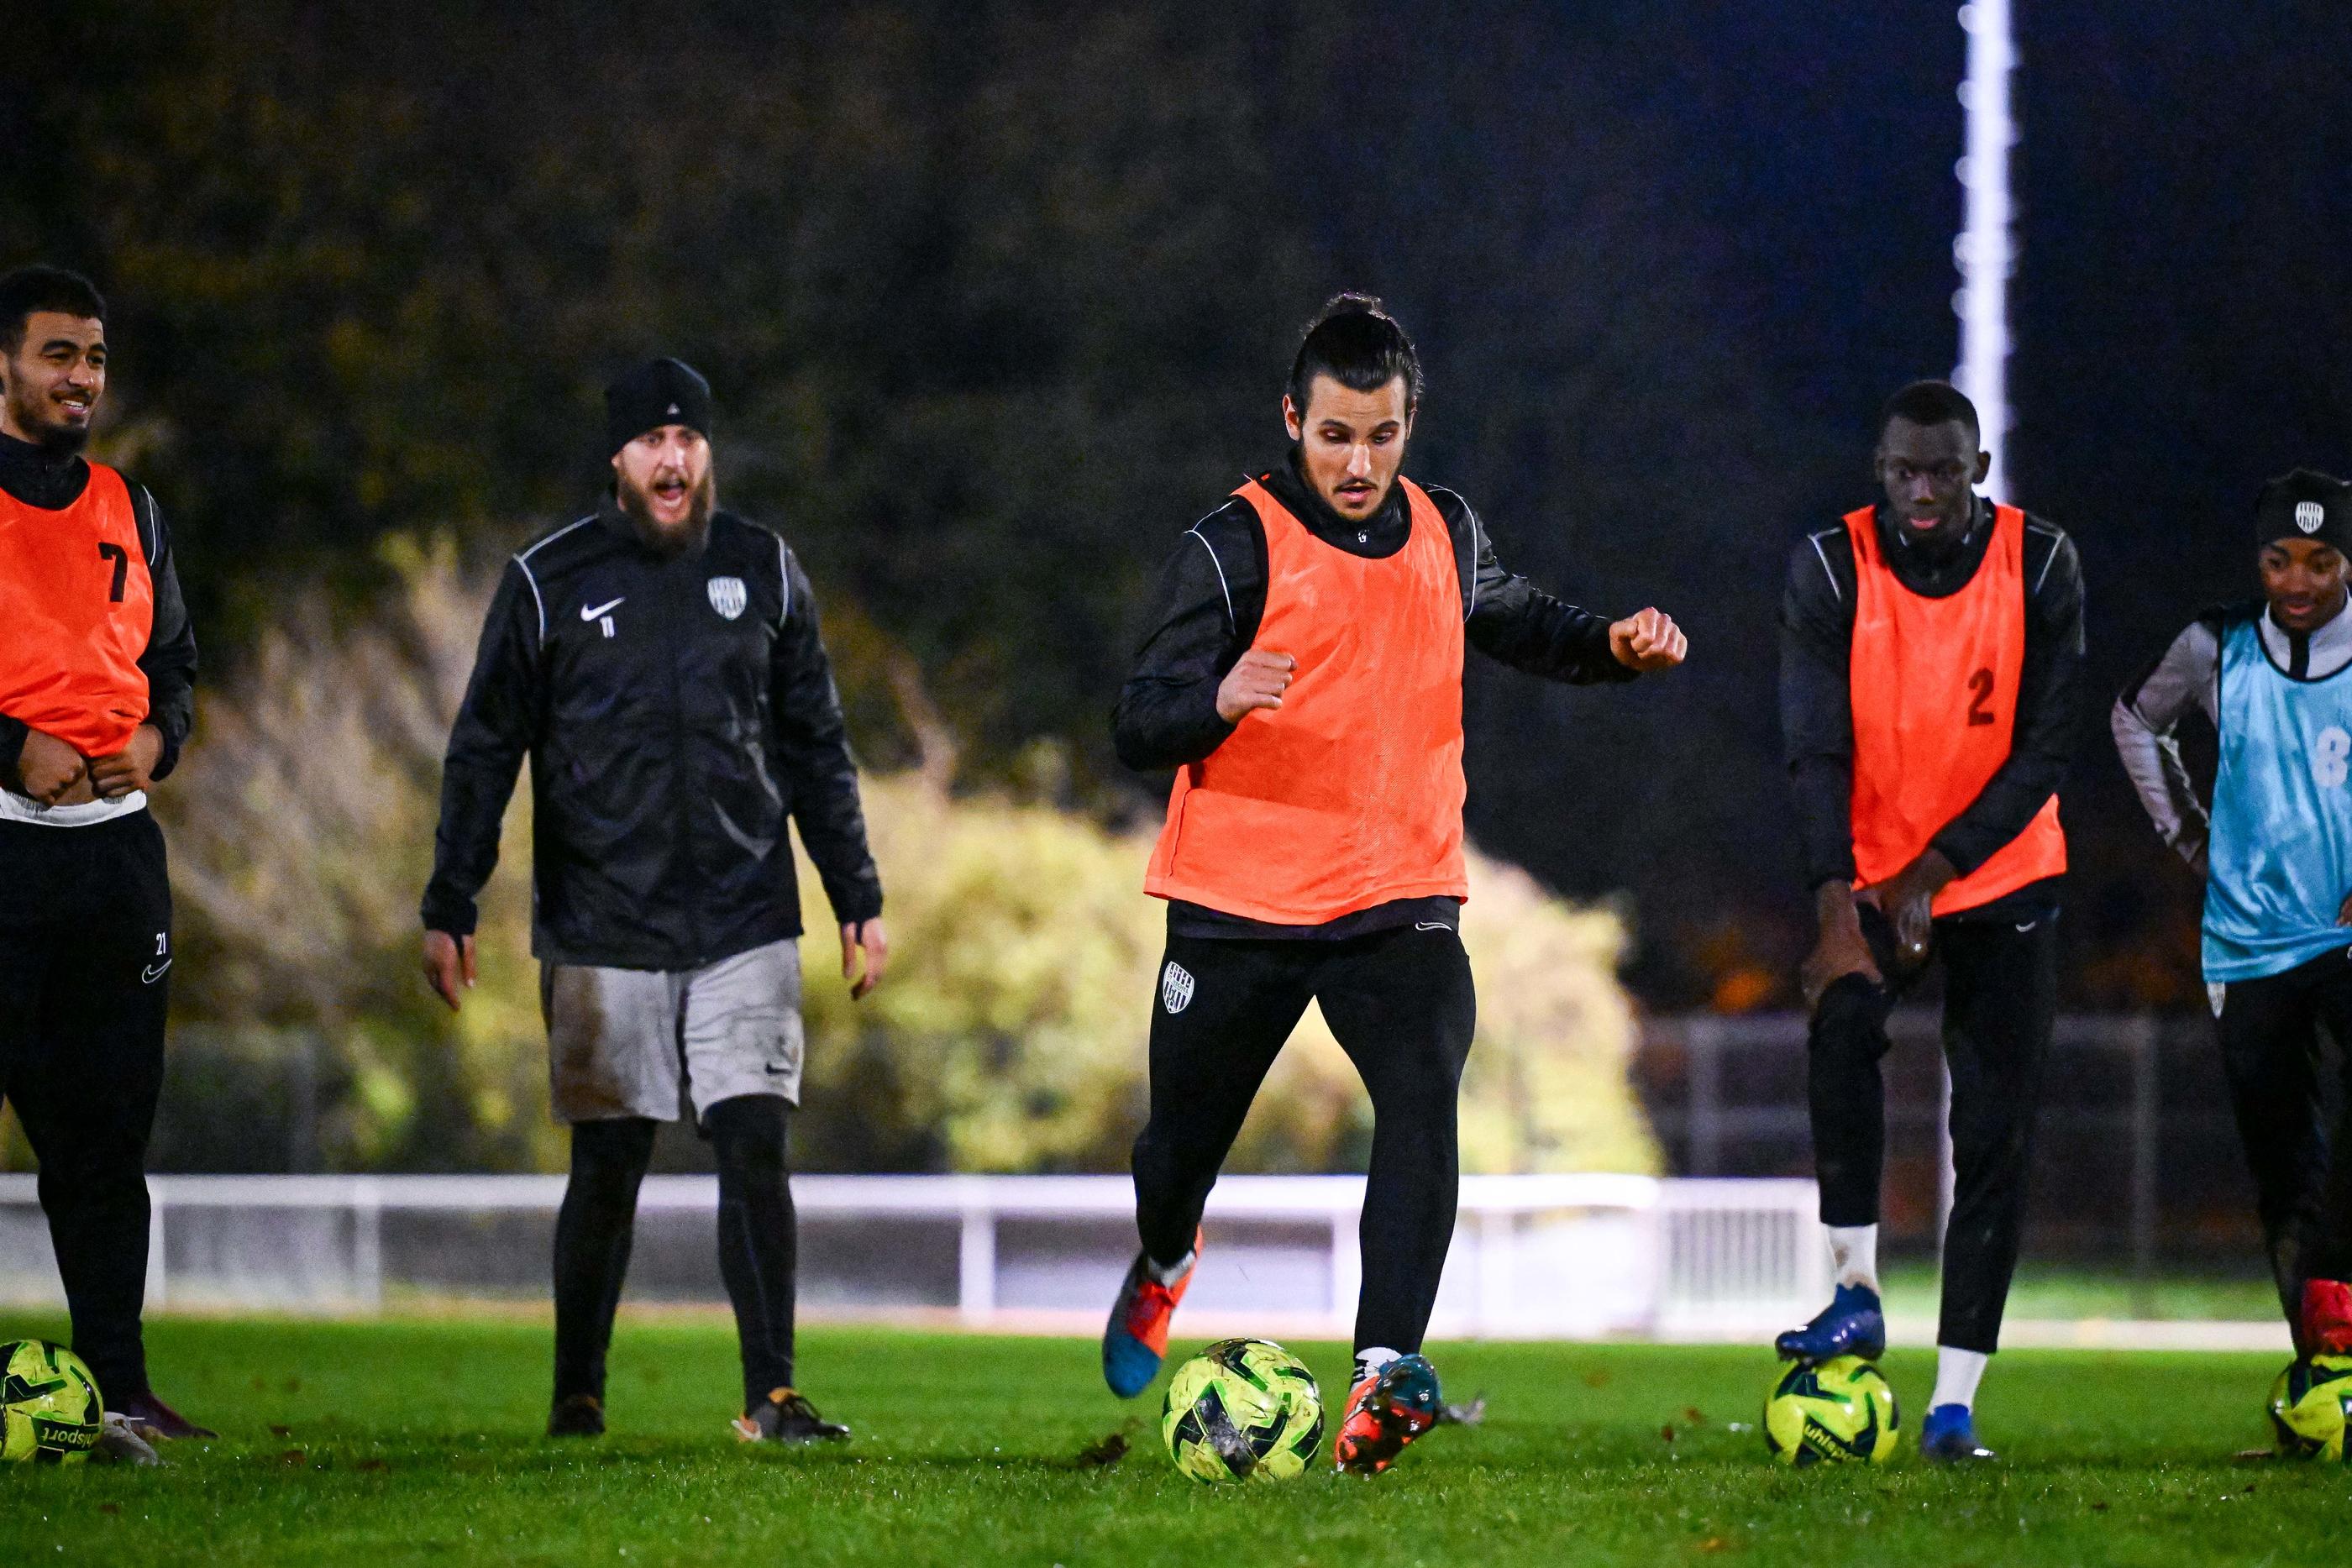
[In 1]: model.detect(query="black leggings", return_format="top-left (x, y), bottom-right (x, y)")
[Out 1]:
top-left (2213, 946), bottom-right (2352, 1342)
top-left (0, 814), bottom-right (173, 1408)
top-left (1806, 906), bottom-right (2057, 1354)
top-left (1131, 923), bottom-right (1476, 1356)
top-left (552, 1095), bottom-right (799, 1412)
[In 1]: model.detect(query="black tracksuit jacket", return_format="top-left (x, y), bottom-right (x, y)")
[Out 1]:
top-left (421, 506), bottom-right (881, 971)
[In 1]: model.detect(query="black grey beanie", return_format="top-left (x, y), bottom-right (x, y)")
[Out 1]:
top-left (605, 358), bottom-right (712, 455)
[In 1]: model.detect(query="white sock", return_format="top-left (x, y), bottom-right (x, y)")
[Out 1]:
top-left (1931, 1346), bottom-right (1988, 1411)
top-left (1827, 1224), bottom-right (1880, 1292)
top-left (1147, 1248), bottom-right (1194, 1285)
top-left (1353, 1345), bottom-right (1402, 1380)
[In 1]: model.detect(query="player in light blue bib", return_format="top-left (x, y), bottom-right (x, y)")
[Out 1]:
top-left (2114, 469), bottom-right (2352, 1356)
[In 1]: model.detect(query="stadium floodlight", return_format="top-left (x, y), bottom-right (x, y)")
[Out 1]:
top-left (1953, 0), bottom-right (2015, 502)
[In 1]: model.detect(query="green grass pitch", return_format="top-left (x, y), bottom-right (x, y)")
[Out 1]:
top-left (2, 1313), bottom-right (2345, 1566)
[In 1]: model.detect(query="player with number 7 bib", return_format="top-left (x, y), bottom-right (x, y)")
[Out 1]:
top-left (1776, 381), bottom-right (2087, 1463)
top-left (2113, 469), bottom-right (2352, 1360)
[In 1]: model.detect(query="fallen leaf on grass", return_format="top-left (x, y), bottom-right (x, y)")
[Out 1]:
top-left (1068, 1432), bottom-right (1129, 1469)
top-left (1583, 1371), bottom-right (1611, 1389)
top-left (98, 1504), bottom-right (120, 1517)
top-left (1683, 1407), bottom-right (1707, 1425)
top-left (354, 1459), bottom-right (389, 1473)
top-left (1694, 1537), bottom-right (1730, 1554)
top-left (279, 1450), bottom-right (306, 1466)
top-left (2089, 1502), bottom-right (2109, 1513)
top-left (1660, 1424), bottom-right (1677, 1444)
top-left (270, 1424), bottom-right (292, 1437)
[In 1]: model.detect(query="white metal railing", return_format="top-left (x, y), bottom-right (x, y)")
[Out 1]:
top-left (0, 1173), bottom-right (1827, 1341)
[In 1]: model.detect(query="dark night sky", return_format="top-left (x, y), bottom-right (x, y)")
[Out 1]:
top-left (11, 0), bottom-right (2348, 1007)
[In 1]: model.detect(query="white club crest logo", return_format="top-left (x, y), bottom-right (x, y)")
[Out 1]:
top-left (2297, 501), bottom-right (2326, 534)
top-left (1161, 961), bottom-right (1195, 1015)
top-left (707, 576), bottom-right (748, 621)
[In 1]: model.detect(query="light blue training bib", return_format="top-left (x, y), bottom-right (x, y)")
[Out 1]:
top-left (2203, 614), bottom-right (2352, 983)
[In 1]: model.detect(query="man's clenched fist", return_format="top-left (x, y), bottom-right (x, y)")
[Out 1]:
top-left (16, 729), bottom-right (88, 805)
top-left (1609, 607), bottom-right (1688, 672)
top-left (1216, 648), bottom-right (1296, 723)
top-left (88, 725), bottom-right (164, 800)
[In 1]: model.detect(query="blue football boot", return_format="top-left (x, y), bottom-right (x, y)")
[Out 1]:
top-left (1772, 1282), bottom-right (1887, 1365)
top-left (1919, 1403), bottom-right (1998, 1463)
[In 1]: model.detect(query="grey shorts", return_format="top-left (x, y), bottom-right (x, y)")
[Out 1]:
top-left (540, 939), bottom-right (805, 1124)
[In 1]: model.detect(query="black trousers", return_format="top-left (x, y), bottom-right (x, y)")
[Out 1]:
top-left (0, 813), bottom-right (173, 1407)
top-left (2213, 944), bottom-right (2352, 1342)
top-left (552, 1094), bottom-right (799, 1413)
top-left (1131, 923), bottom-right (1476, 1356)
top-left (1806, 905), bottom-right (2057, 1354)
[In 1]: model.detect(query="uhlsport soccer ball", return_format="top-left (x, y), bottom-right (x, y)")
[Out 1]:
top-left (1764, 1355), bottom-right (1900, 1466)
top-left (1161, 1338), bottom-right (1324, 1483)
top-left (1, 1340), bottom-right (103, 1465)
top-left (2268, 1356), bottom-right (2352, 1460)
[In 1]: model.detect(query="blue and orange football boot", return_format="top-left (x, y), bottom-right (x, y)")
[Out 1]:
top-left (1101, 1231), bottom-right (1200, 1398)
top-left (1772, 1282), bottom-right (1886, 1366)
top-left (1333, 1354), bottom-right (1442, 1476)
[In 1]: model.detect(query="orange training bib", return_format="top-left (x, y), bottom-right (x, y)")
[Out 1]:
top-left (1845, 501), bottom-right (2066, 915)
top-left (0, 463), bottom-right (154, 758)
top-left (1144, 476), bottom-right (1468, 924)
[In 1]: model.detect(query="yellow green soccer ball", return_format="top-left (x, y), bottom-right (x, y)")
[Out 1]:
top-left (1, 1340), bottom-right (103, 1465)
top-left (1764, 1355), bottom-right (1901, 1466)
top-left (2268, 1356), bottom-right (2352, 1460)
top-left (1160, 1338), bottom-right (1324, 1484)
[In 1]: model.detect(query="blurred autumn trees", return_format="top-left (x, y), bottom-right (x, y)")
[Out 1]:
top-left (7, 0), bottom-right (1846, 1013)
top-left (112, 544), bottom-right (1651, 1176)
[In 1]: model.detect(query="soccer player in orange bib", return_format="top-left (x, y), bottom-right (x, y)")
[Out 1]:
top-left (1777, 380), bottom-right (2087, 1462)
top-left (0, 265), bottom-right (207, 1459)
top-left (1105, 294), bottom-right (1686, 1474)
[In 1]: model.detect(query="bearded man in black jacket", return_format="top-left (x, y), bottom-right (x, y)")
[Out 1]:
top-left (421, 359), bottom-right (887, 1445)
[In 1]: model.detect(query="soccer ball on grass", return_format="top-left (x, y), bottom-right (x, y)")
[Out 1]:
top-left (1763, 1355), bottom-right (1900, 1466)
top-left (1160, 1338), bottom-right (1323, 1483)
top-left (1, 1340), bottom-right (103, 1465)
top-left (2268, 1356), bottom-right (2352, 1460)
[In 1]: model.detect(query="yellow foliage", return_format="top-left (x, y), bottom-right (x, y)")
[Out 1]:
top-left (140, 535), bottom-right (1654, 1177)
top-left (796, 774), bottom-right (1656, 1177)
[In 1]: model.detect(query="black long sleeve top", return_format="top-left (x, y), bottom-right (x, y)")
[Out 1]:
top-left (420, 506), bottom-right (881, 968)
top-left (0, 432), bottom-right (197, 790)
top-left (1115, 453), bottom-right (1636, 938)
top-left (1778, 495), bottom-right (2087, 913)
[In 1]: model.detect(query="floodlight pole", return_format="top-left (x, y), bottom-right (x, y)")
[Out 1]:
top-left (1954, 0), bottom-right (2014, 502)
top-left (1935, 1), bottom-right (2013, 1254)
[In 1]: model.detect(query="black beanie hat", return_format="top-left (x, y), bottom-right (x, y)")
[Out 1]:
top-left (2255, 468), bottom-right (2352, 554)
top-left (605, 358), bottom-right (712, 455)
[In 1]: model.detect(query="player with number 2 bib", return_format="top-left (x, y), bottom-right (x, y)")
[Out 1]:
top-left (2114, 469), bottom-right (2352, 1359)
top-left (1776, 381), bottom-right (2087, 1463)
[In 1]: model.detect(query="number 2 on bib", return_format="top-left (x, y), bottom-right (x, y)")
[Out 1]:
top-left (1965, 667), bottom-right (1997, 726)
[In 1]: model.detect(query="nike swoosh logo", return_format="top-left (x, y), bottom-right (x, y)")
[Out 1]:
top-left (2013, 920), bottom-right (2040, 933)
top-left (1415, 921), bottom-right (1453, 932)
top-left (580, 597), bottom-right (625, 620)
top-left (142, 960), bottom-right (172, 983)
